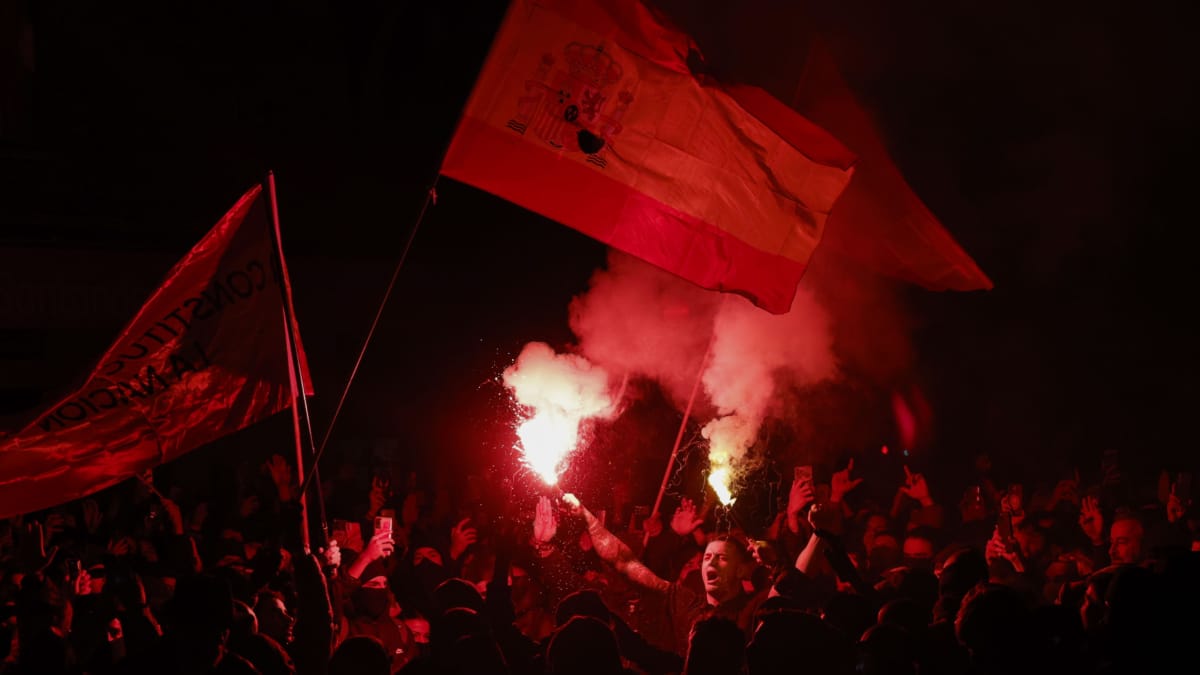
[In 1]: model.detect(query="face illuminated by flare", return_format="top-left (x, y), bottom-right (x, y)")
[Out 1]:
top-left (701, 540), bottom-right (746, 604)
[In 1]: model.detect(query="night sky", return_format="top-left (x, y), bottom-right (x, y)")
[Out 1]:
top-left (2, 1), bottom-right (1198, 503)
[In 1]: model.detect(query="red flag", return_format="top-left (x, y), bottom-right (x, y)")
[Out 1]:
top-left (793, 41), bottom-right (993, 291)
top-left (441, 0), bottom-right (858, 314)
top-left (0, 185), bottom-right (309, 518)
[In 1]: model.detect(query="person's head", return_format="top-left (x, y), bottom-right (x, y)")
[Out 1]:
top-left (684, 616), bottom-right (745, 675)
top-left (702, 537), bottom-right (752, 605)
top-left (231, 632), bottom-right (295, 675)
top-left (329, 636), bottom-right (390, 675)
top-left (901, 528), bottom-right (936, 569)
top-left (863, 514), bottom-right (890, 553)
top-left (231, 599), bottom-right (258, 637)
top-left (433, 577), bottom-right (485, 615)
top-left (403, 614), bottom-right (430, 644)
top-left (555, 589), bottom-right (612, 627)
top-left (937, 547), bottom-right (988, 599)
top-left (253, 589), bottom-right (294, 645)
top-left (858, 623), bottom-right (916, 675)
top-left (954, 583), bottom-right (1032, 669)
top-left (1108, 516), bottom-right (1144, 565)
top-left (546, 616), bottom-right (622, 675)
top-left (748, 610), bottom-right (850, 675)
top-left (352, 575), bottom-right (397, 620)
top-left (1080, 566), bottom-right (1117, 632)
top-left (867, 533), bottom-right (901, 574)
top-left (1013, 518), bottom-right (1047, 561)
top-left (413, 546), bottom-right (444, 568)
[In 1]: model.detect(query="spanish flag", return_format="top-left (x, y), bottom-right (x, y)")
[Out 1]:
top-left (441, 0), bottom-right (857, 314)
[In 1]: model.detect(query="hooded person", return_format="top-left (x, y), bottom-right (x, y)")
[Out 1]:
top-left (347, 560), bottom-right (413, 673)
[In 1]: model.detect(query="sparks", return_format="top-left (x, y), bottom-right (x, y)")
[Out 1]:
top-left (502, 342), bottom-right (616, 486)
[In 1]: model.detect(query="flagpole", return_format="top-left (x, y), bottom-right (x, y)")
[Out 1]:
top-left (651, 320), bottom-right (718, 517)
top-left (266, 171), bottom-right (324, 551)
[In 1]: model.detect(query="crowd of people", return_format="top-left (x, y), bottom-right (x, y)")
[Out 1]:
top-left (1, 444), bottom-right (1196, 674)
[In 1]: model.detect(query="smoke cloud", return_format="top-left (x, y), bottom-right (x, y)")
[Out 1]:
top-left (501, 341), bottom-right (617, 484)
top-left (565, 251), bottom-right (840, 495)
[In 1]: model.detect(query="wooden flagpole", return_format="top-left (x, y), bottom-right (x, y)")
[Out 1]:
top-left (266, 171), bottom-right (323, 551)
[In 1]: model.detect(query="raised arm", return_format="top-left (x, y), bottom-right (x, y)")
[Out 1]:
top-left (563, 493), bottom-right (670, 594)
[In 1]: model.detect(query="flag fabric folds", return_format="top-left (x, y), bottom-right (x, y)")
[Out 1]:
top-left (0, 185), bottom-right (306, 518)
top-left (441, 0), bottom-right (857, 314)
top-left (791, 41), bottom-right (993, 292)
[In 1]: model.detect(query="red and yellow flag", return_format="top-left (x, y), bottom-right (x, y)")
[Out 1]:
top-left (442, 0), bottom-right (857, 313)
top-left (0, 186), bottom-right (308, 518)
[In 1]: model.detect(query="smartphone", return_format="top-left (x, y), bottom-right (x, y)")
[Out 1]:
top-left (794, 465), bottom-right (813, 486)
top-left (374, 515), bottom-right (393, 535)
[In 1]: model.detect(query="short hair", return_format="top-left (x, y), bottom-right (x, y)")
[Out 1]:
top-left (547, 617), bottom-right (622, 675)
top-left (329, 636), bottom-right (390, 675)
top-left (555, 589), bottom-right (611, 626)
top-left (433, 578), bottom-right (484, 615)
top-left (685, 616), bottom-right (745, 675)
top-left (705, 535), bottom-right (752, 565)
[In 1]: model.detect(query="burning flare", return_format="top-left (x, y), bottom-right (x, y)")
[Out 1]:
top-left (502, 342), bottom-right (615, 485)
top-left (707, 465), bottom-right (735, 506)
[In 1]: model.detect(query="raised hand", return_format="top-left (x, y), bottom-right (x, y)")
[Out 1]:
top-left (807, 501), bottom-right (839, 535)
top-left (82, 499), bottom-right (103, 534)
top-left (239, 495), bottom-right (260, 519)
top-left (73, 567), bottom-right (93, 597)
top-left (362, 529), bottom-right (395, 563)
top-left (830, 459), bottom-right (863, 504)
top-left (263, 454), bottom-right (294, 502)
top-left (900, 466), bottom-right (933, 506)
top-left (986, 527), bottom-right (1024, 573)
top-left (561, 493), bottom-right (583, 516)
top-left (1079, 495), bottom-right (1104, 545)
top-left (671, 498), bottom-right (704, 536)
top-left (533, 496), bottom-right (558, 544)
top-left (1166, 489), bottom-right (1188, 524)
top-left (449, 518), bottom-right (477, 560)
top-left (321, 538), bottom-right (342, 569)
top-left (787, 472), bottom-right (816, 518)
top-left (107, 535), bottom-right (135, 557)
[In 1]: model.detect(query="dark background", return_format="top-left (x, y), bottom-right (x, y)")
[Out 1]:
top-left (2, 1), bottom-right (1198, 509)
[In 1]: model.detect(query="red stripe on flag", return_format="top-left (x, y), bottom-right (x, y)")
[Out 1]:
top-left (443, 116), bottom-right (807, 313)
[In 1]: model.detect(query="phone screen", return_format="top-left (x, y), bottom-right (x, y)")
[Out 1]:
top-left (374, 516), bottom-right (393, 534)
top-left (794, 466), bottom-right (813, 485)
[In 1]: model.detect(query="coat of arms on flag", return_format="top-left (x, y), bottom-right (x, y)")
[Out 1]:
top-left (506, 42), bottom-right (635, 168)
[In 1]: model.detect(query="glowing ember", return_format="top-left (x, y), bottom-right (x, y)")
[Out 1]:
top-left (708, 466), bottom-right (736, 506)
top-left (503, 342), bottom-right (615, 485)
